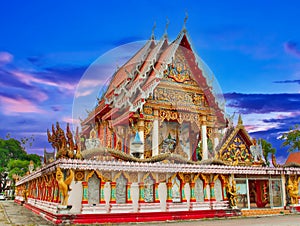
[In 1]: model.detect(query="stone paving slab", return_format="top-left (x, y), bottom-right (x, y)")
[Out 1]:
top-left (0, 200), bottom-right (53, 226)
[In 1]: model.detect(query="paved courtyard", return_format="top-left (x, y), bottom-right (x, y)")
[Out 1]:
top-left (1, 200), bottom-right (300, 225)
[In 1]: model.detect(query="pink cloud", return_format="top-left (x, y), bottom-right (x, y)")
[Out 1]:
top-left (75, 89), bottom-right (94, 98)
top-left (29, 90), bottom-right (48, 102)
top-left (0, 52), bottom-right (13, 65)
top-left (11, 70), bottom-right (77, 94)
top-left (0, 95), bottom-right (45, 115)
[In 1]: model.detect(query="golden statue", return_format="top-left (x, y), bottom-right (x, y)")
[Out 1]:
top-left (227, 180), bottom-right (238, 208)
top-left (287, 176), bottom-right (299, 205)
top-left (56, 167), bottom-right (74, 206)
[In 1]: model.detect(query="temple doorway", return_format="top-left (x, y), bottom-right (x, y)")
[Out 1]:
top-left (249, 180), bottom-right (270, 208)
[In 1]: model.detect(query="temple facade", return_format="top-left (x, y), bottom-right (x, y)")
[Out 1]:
top-left (14, 23), bottom-right (300, 225)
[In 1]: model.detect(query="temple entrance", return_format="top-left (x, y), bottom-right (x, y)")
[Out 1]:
top-left (249, 180), bottom-right (270, 208)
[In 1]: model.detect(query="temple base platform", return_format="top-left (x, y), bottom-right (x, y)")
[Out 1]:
top-left (289, 205), bottom-right (300, 213)
top-left (17, 200), bottom-right (241, 225)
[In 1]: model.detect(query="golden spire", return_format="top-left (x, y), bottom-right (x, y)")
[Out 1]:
top-left (182, 11), bottom-right (188, 32)
top-left (151, 21), bottom-right (156, 39)
top-left (164, 17), bottom-right (170, 37)
top-left (238, 114), bottom-right (243, 125)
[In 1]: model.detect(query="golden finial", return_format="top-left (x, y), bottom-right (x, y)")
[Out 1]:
top-left (151, 21), bottom-right (156, 39)
top-left (183, 11), bottom-right (188, 32)
top-left (164, 17), bottom-right (170, 37)
top-left (238, 114), bottom-right (243, 125)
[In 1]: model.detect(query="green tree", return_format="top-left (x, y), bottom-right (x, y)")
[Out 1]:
top-left (0, 136), bottom-right (41, 193)
top-left (280, 125), bottom-right (300, 152)
top-left (7, 159), bottom-right (30, 179)
top-left (258, 138), bottom-right (276, 166)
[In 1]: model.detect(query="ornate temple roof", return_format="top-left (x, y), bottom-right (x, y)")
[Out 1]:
top-left (81, 24), bottom-right (226, 130)
top-left (217, 115), bottom-right (253, 154)
top-left (285, 152), bottom-right (300, 167)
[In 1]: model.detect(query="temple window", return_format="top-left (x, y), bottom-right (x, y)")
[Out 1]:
top-left (116, 174), bottom-right (127, 204)
top-left (171, 176), bottom-right (181, 203)
top-left (88, 173), bottom-right (100, 205)
top-left (144, 175), bottom-right (155, 203)
top-left (195, 177), bottom-right (204, 202)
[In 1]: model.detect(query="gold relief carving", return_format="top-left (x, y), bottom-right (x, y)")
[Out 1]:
top-left (159, 109), bottom-right (201, 127)
top-left (159, 109), bottom-right (178, 121)
top-left (163, 52), bottom-right (193, 84)
top-left (103, 171), bottom-right (112, 181)
top-left (86, 171), bottom-right (95, 181)
top-left (75, 171), bottom-right (85, 181)
top-left (154, 87), bottom-right (205, 107)
top-left (184, 174), bottom-right (191, 183)
top-left (207, 127), bottom-right (212, 138)
top-left (144, 107), bottom-right (153, 115)
top-left (200, 174), bottom-right (210, 184)
top-left (144, 121), bottom-right (153, 137)
top-left (158, 173), bottom-right (166, 182)
top-left (129, 173), bottom-right (138, 183)
top-left (212, 174), bottom-right (219, 182)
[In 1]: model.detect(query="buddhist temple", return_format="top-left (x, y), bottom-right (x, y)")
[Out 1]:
top-left (14, 20), bottom-right (300, 225)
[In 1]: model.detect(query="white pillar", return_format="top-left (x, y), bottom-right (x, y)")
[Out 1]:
top-left (152, 109), bottom-right (159, 156)
top-left (202, 124), bottom-right (208, 160)
top-left (281, 174), bottom-right (286, 207)
top-left (137, 119), bottom-right (145, 159)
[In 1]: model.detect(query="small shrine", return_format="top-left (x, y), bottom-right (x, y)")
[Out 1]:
top-left (14, 20), bottom-right (300, 224)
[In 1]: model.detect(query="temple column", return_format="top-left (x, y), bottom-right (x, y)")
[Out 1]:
top-left (202, 175), bottom-right (210, 202)
top-left (222, 179), bottom-right (228, 201)
top-left (190, 182), bottom-right (196, 202)
top-left (81, 181), bottom-right (88, 204)
top-left (166, 182), bottom-right (172, 203)
top-left (282, 174), bottom-right (287, 207)
top-left (139, 182), bottom-right (145, 203)
top-left (152, 109), bottom-right (159, 156)
top-left (155, 183), bottom-right (160, 203)
top-left (213, 128), bottom-right (219, 150)
top-left (110, 182), bottom-right (116, 203)
top-left (201, 117), bottom-right (208, 160)
top-left (127, 182), bottom-right (132, 203)
top-left (181, 182), bottom-right (187, 202)
top-left (54, 182), bottom-right (60, 203)
top-left (210, 182), bottom-right (216, 201)
top-left (137, 119), bottom-right (145, 159)
top-left (100, 181), bottom-right (105, 204)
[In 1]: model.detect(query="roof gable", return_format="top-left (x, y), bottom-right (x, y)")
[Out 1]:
top-left (217, 115), bottom-right (255, 166)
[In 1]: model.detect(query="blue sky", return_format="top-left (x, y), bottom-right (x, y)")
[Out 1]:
top-left (0, 1), bottom-right (300, 163)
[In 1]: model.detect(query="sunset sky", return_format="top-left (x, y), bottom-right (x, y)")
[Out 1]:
top-left (1, 1), bottom-right (300, 162)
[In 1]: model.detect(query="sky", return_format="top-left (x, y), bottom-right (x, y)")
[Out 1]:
top-left (0, 0), bottom-right (300, 163)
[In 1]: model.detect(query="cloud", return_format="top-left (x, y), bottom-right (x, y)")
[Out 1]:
top-left (10, 70), bottom-right (77, 95)
top-left (0, 95), bottom-right (45, 115)
top-left (284, 41), bottom-right (300, 58)
top-left (274, 80), bottom-right (300, 85)
top-left (0, 52), bottom-right (13, 65)
top-left (225, 92), bottom-right (300, 114)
